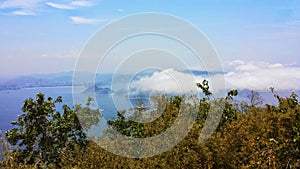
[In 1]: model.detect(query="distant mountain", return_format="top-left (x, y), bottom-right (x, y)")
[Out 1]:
top-left (0, 70), bottom-right (224, 91)
top-left (181, 70), bottom-right (225, 76)
top-left (0, 76), bottom-right (69, 91)
top-left (0, 72), bottom-right (114, 91)
top-left (31, 71), bottom-right (74, 80)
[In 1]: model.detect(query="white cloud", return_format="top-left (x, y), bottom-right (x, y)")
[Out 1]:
top-left (70, 16), bottom-right (104, 24)
top-left (1, 0), bottom-right (94, 15)
top-left (0, 0), bottom-right (42, 15)
top-left (12, 10), bottom-right (36, 15)
top-left (71, 1), bottom-right (92, 7)
top-left (130, 61), bottom-right (300, 95)
top-left (0, 0), bottom-right (42, 9)
top-left (225, 60), bottom-right (300, 91)
top-left (45, 2), bottom-right (74, 9)
top-left (46, 1), bottom-right (92, 9)
top-left (131, 69), bottom-right (201, 94)
top-left (1, 0), bottom-right (93, 15)
top-left (117, 8), bottom-right (125, 12)
top-left (40, 54), bottom-right (48, 57)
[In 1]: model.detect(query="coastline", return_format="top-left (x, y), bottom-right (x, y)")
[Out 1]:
top-left (0, 85), bottom-right (85, 92)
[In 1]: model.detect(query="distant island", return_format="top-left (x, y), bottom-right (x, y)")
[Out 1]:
top-left (82, 85), bottom-right (113, 95)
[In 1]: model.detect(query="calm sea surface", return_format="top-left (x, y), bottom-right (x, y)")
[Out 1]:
top-left (0, 86), bottom-right (147, 137)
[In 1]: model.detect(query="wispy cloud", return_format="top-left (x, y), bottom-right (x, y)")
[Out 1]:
top-left (0, 0), bottom-right (42, 9)
top-left (71, 1), bottom-right (92, 7)
top-left (117, 8), bottom-right (125, 12)
top-left (45, 2), bottom-right (74, 10)
top-left (0, 0), bottom-right (42, 15)
top-left (12, 9), bottom-right (36, 15)
top-left (46, 1), bottom-right (92, 10)
top-left (70, 16), bottom-right (104, 24)
top-left (0, 0), bottom-right (94, 15)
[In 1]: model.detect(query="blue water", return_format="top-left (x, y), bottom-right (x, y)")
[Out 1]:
top-left (0, 86), bottom-right (154, 155)
top-left (0, 86), bottom-right (150, 137)
top-left (0, 87), bottom-right (76, 134)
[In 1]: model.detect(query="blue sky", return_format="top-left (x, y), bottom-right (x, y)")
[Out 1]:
top-left (0, 0), bottom-right (300, 77)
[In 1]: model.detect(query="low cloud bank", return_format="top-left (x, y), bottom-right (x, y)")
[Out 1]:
top-left (130, 60), bottom-right (300, 94)
top-left (131, 69), bottom-right (201, 94)
top-left (225, 60), bottom-right (300, 91)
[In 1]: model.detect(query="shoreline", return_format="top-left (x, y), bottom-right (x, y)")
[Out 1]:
top-left (0, 85), bottom-right (85, 92)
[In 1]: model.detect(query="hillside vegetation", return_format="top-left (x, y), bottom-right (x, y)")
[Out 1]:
top-left (0, 81), bottom-right (299, 168)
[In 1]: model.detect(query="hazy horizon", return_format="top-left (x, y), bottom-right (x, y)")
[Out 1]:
top-left (1, 0), bottom-right (300, 92)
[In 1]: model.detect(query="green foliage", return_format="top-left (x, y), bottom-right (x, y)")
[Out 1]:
top-left (208, 89), bottom-right (300, 168)
top-left (196, 79), bottom-right (212, 98)
top-left (106, 95), bottom-right (184, 138)
top-left (74, 97), bottom-right (102, 130)
top-left (107, 111), bottom-right (147, 138)
top-left (1, 82), bottom-right (300, 168)
top-left (4, 93), bottom-right (101, 167)
top-left (196, 80), bottom-right (239, 131)
top-left (216, 98), bottom-right (238, 132)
